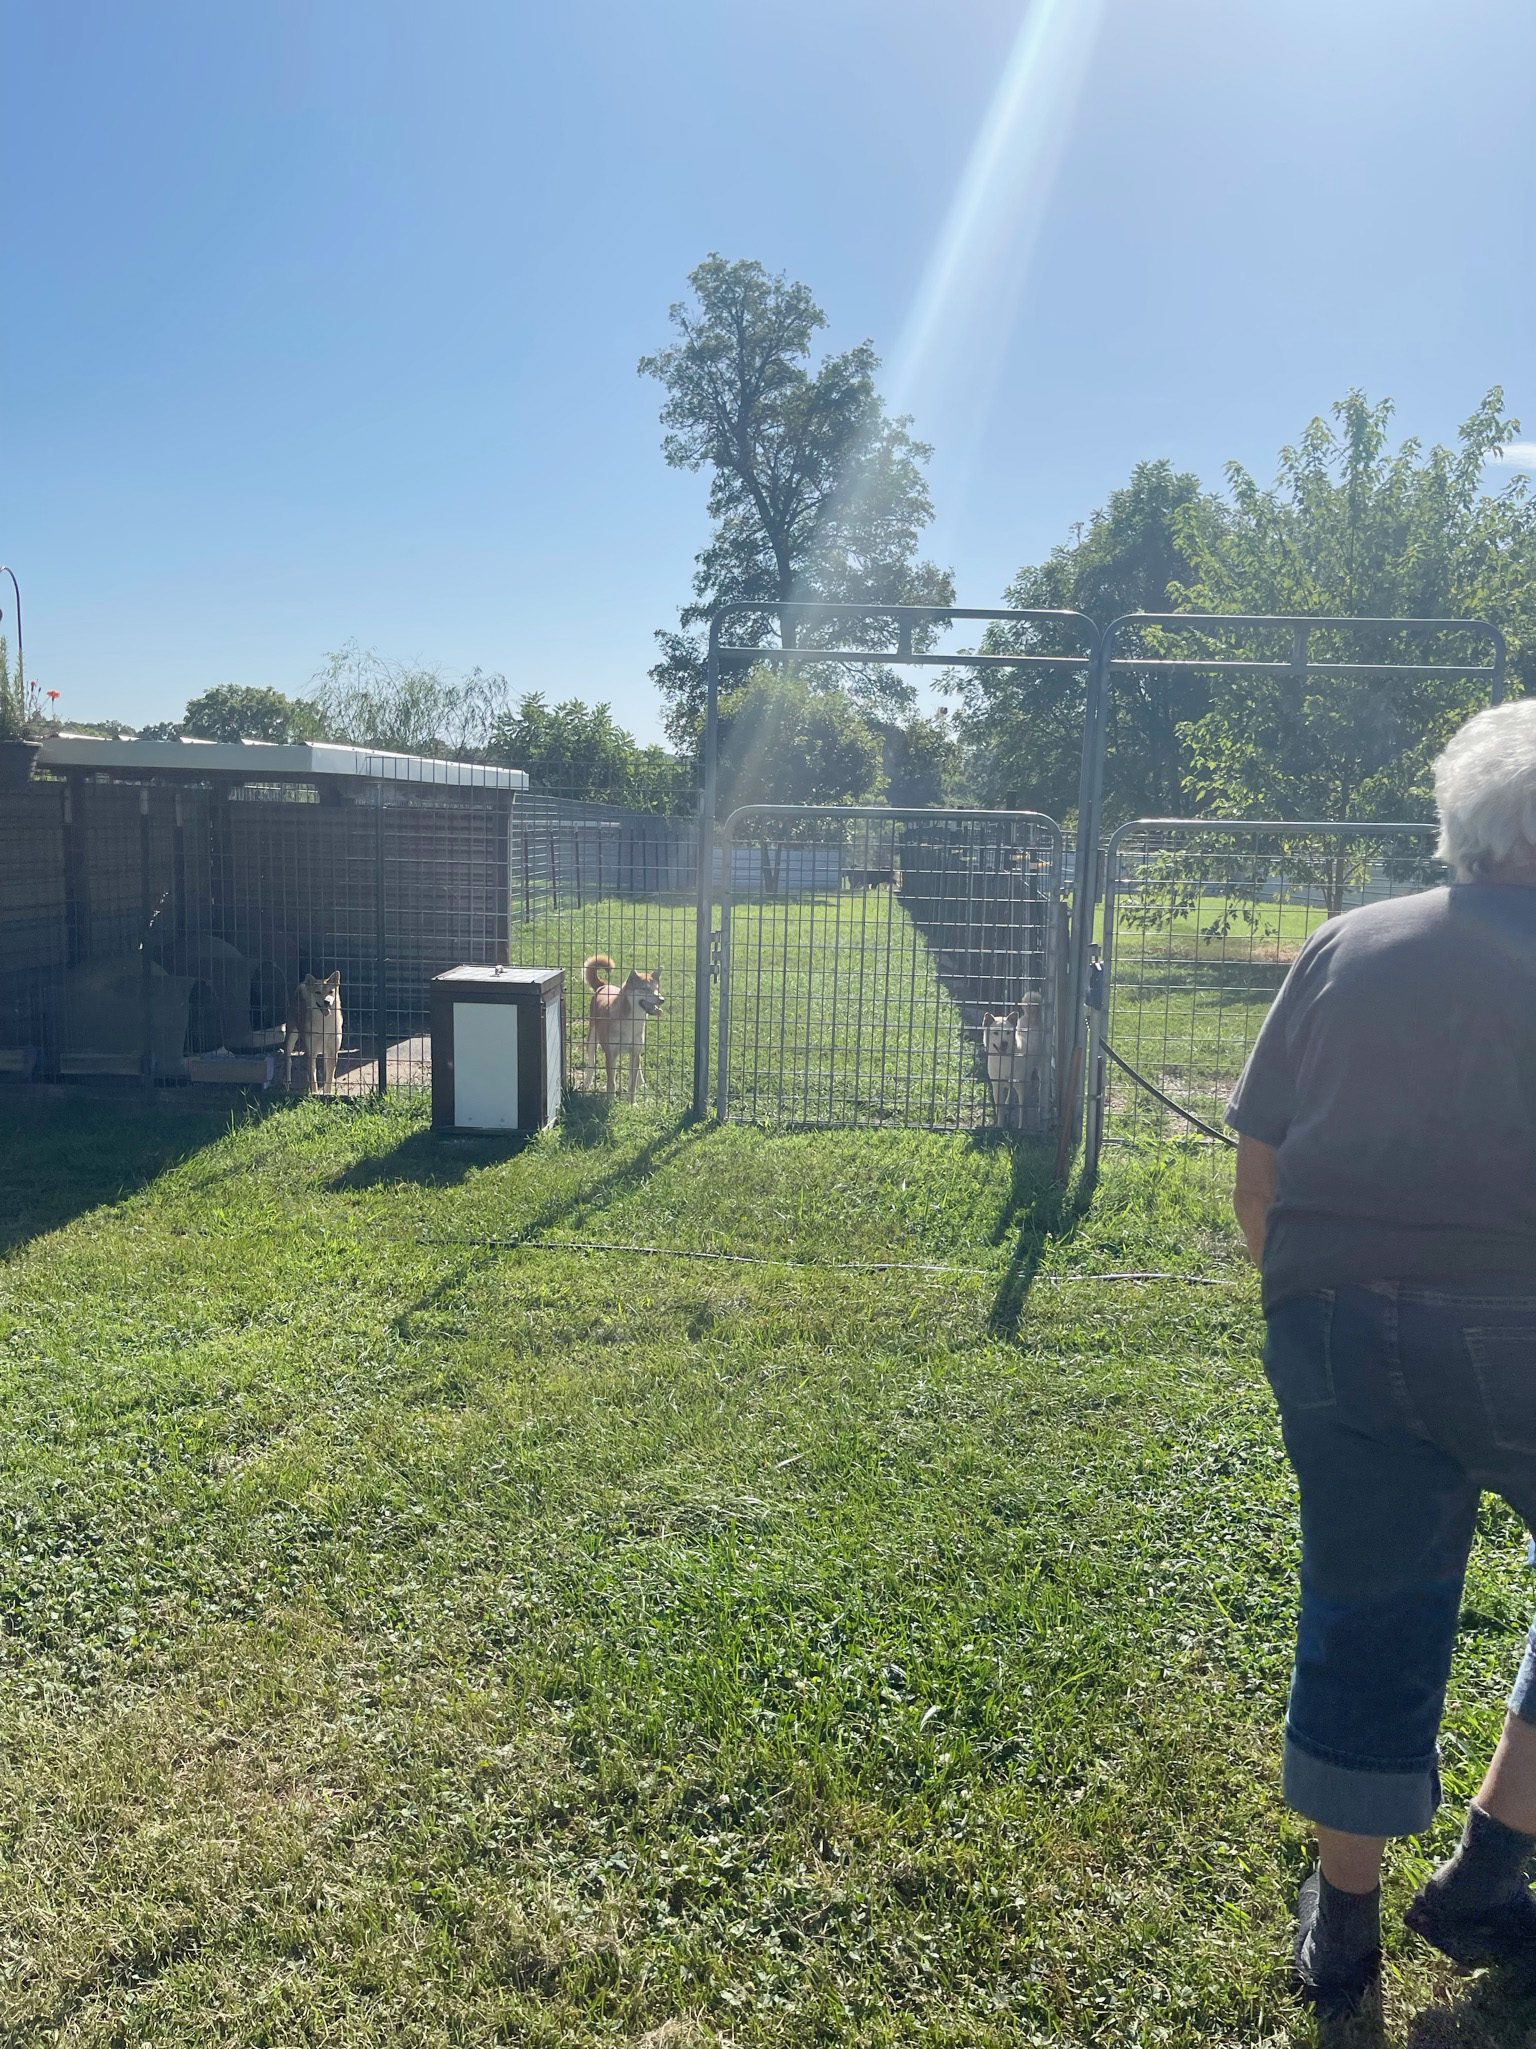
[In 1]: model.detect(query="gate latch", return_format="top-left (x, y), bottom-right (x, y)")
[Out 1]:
top-left (709, 928), bottom-right (723, 982)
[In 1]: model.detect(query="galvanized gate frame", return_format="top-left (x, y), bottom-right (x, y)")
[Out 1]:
top-left (697, 603), bottom-right (1509, 1140)
top-left (694, 600), bottom-right (1102, 1118)
top-left (1066, 615), bottom-right (1509, 1124)
top-left (1083, 815), bottom-right (1439, 1178)
top-left (713, 802), bottom-right (1067, 1125)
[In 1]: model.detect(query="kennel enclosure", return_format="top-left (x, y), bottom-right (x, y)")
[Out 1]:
top-left (0, 736), bottom-right (527, 1092)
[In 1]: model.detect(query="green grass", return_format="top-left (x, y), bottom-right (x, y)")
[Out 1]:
top-left (526, 888), bottom-right (1036, 1131)
top-left (0, 1091), bottom-right (1532, 2045)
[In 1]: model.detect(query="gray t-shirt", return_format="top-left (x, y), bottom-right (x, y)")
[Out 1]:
top-left (1226, 884), bottom-right (1536, 1309)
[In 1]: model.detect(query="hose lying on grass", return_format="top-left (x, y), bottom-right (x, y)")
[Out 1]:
top-left (1100, 1040), bottom-right (1238, 1149)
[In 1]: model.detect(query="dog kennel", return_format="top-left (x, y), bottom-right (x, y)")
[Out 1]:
top-left (0, 736), bottom-right (527, 1092)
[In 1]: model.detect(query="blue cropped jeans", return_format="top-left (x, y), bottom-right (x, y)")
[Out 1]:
top-left (1265, 1279), bottom-right (1536, 1838)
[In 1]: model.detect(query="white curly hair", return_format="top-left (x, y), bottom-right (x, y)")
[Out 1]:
top-left (1433, 699), bottom-right (1536, 883)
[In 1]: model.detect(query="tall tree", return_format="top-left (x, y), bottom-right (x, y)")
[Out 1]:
top-left (182, 684), bottom-right (324, 744)
top-left (715, 666), bottom-right (883, 816)
top-left (1177, 391), bottom-right (1536, 828)
top-left (641, 256), bottom-right (953, 749)
top-left (487, 692), bottom-right (690, 810)
top-left (875, 709), bottom-right (963, 808)
top-left (312, 644), bottom-right (508, 757)
top-left (953, 460), bottom-right (1224, 821)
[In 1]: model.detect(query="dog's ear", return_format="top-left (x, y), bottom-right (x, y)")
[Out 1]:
top-left (983, 1012), bottom-right (998, 1026)
top-left (324, 971), bottom-right (341, 992)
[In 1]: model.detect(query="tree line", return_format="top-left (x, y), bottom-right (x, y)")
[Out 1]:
top-left (102, 253), bottom-right (1535, 825)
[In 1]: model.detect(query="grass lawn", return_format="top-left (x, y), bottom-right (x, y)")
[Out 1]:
top-left (1, 1091), bottom-right (1532, 2045)
top-left (523, 888), bottom-right (1046, 1132)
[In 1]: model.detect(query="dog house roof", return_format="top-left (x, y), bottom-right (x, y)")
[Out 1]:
top-left (37, 734), bottom-right (528, 792)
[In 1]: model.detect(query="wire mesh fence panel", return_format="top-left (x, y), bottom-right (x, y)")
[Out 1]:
top-left (1091, 820), bottom-right (1440, 1172)
top-left (507, 793), bottom-right (699, 1115)
top-left (0, 776), bottom-right (521, 1099)
top-left (717, 808), bottom-right (1065, 1132)
top-left (0, 782), bottom-right (69, 1081)
top-left (377, 795), bottom-right (512, 1094)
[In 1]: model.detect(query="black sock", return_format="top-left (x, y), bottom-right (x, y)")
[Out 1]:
top-left (1301, 1870), bottom-right (1382, 1981)
top-left (1426, 1803), bottom-right (1536, 1916)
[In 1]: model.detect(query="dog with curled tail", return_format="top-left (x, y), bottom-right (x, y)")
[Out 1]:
top-left (582, 955), bottom-right (663, 1101)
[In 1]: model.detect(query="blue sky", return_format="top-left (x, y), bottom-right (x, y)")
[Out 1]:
top-left (6, 0), bottom-right (1534, 742)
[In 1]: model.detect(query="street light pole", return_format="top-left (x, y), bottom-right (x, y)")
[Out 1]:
top-left (0, 566), bottom-right (23, 707)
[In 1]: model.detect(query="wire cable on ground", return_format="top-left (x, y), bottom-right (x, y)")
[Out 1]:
top-left (140, 1220), bottom-right (1243, 1286)
top-left (1100, 1041), bottom-right (1238, 1149)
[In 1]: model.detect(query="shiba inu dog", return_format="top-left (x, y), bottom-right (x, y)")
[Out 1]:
top-left (283, 971), bottom-right (343, 1095)
top-left (982, 998), bottom-right (1042, 1128)
top-left (582, 955), bottom-right (663, 1101)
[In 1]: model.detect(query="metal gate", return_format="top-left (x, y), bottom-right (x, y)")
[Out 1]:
top-left (714, 805), bottom-right (1066, 1131)
top-left (1084, 817), bottom-right (1441, 1175)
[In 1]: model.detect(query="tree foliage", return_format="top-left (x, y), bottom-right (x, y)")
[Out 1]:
top-left (181, 684), bottom-right (324, 744)
top-left (1177, 390), bottom-right (1535, 822)
top-left (953, 460), bottom-right (1223, 819)
top-left (875, 710), bottom-right (963, 808)
top-left (311, 644), bottom-right (508, 756)
top-left (715, 667), bottom-right (883, 817)
top-left (0, 636), bottom-right (24, 742)
top-left (641, 256), bottom-right (953, 747)
top-left (487, 692), bottom-right (691, 810)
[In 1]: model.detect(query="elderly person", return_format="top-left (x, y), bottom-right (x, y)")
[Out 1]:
top-left (1227, 699), bottom-right (1536, 2007)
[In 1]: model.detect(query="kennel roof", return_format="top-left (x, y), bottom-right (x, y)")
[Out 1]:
top-left (37, 734), bottom-right (528, 794)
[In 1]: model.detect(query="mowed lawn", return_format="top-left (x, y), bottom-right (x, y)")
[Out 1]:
top-left (526, 887), bottom-right (1023, 1130)
top-left (1, 1093), bottom-right (1534, 2046)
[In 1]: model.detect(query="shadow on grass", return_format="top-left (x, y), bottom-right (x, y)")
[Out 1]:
top-left (326, 1088), bottom-right (681, 1193)
top-left (1395, 1961), bottom-right (1536, 2048)
top-left (327, 1125), bottom-right (537, 1191)
top-left (1289, 1953), bottom-right (1536, 2048)
top-left (380, 1109), bottom-right (702, 1332)
top-left (0, 1091), bottom-right (245, 1259)
top-left (978, 1136), bottom-right (1095, 1338)
top-left (334, 1101), bottom-right (696, 1231)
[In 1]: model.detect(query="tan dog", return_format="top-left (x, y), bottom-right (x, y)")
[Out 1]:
top-left (283, 971), bottom-right (343, 1095)
top-left (982, 998), bottom-right (1042, 1128)
top-left (582, 955), bottom-right (663, 1101)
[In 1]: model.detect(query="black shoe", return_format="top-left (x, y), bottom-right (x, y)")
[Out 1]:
top-left (1404, 1878), bottom-right (1536, 1970)
top-left (1292, 1870), bottom-right (1383, 2013)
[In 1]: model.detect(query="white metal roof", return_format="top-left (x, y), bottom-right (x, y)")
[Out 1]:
top-left (37, 734), bottom-right (528, 791)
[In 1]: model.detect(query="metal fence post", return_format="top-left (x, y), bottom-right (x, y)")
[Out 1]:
top-left (374, 784), bottom-right (388, 1094)
top-left (692, 623), bottom-right (722, 1119)
top-left (139, 787), bottom-right (154, 1095)
top-left (714, 828), bottom-right (733, 1120)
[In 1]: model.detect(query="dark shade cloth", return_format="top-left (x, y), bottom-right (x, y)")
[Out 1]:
top-left (1227, 884), bottom-right (1536, 1311)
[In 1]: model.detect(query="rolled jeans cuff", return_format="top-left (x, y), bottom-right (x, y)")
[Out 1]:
top-left (1284, 1730), bottom-right (1441, 1837)
top-left (1509, 1629), bottom-right (1536, 1727)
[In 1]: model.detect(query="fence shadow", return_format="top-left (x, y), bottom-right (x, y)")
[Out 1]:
top-left (327, 1125), bottom-right (537, 1191)
top-left (328, 1102), bottom-right (696, 1230)
top-left (0, 1092), bottom-right (242, 1260)
top-left (980, 1137), bottom-right (1094, 1338)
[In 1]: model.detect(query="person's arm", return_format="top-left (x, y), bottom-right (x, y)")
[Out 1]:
top-left (1233, 1134), bottom-right (1277, 1266)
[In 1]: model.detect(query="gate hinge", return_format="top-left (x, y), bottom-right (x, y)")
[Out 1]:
top-left (709, 928), bottom-right (723, 981)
